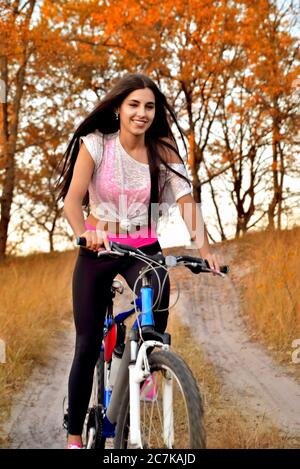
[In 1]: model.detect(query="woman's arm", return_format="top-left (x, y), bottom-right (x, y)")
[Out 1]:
top-left (177, 193), bottom-right (220, 272)
top-left (63, 142), bottom-right (94, 236)
top-left (158, 139), bottom-right (220, 271)
top-left (63, 142), bottom-right (110, 250)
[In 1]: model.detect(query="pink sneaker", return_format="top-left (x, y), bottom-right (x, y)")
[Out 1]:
top-left (140, 373), bottom-right (157, 402)
top-left (66, 442), bottom-right (83, 449)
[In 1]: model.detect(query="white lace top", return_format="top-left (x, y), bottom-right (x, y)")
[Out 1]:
top-left (80, 130), bottom-right (192, 228)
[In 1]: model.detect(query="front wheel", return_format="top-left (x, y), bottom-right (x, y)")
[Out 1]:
top-left (114, 350), bottom-right (206, 449)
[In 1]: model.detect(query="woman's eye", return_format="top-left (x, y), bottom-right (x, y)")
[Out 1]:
top-left (128, 104), bottom-right (154, 109)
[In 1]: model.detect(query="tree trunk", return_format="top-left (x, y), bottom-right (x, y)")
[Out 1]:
top-left (49, 210), bottom-right (59, 252)
top-left (181, 81), bottom-right (202, 204)
top-left (267, 107), bottom-right (282, 231)
top-left (0, 56), bottom-right (10, 262)
top-left (187, 127), bottom-right (202, 204)
top-left (0, 2), bottom-right (34, 260)
top-left (277, 143), bottom-right (285, 230)
top-left (0, 61), bottom-right (25, 260)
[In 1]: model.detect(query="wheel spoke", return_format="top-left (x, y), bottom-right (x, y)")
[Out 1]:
top-left (140, 367), bottom-right (188, 448)
top-left (114, 351), bottom-right (206, 449)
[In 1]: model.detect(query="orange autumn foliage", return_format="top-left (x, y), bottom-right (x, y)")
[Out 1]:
top-left (0, 0), bottom-right (299, 257)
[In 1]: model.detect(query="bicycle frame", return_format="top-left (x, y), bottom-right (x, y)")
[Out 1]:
top-left (102, 268), bottom-right (171, 448)
top-left (75, 238), bottom-right (228, 449)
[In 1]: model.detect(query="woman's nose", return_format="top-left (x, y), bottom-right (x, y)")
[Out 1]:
top-left (136, 107), bottom-right (146, 117)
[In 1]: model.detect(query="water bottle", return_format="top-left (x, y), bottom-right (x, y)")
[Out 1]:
top-left (108, 323), bottom-right (126, 388)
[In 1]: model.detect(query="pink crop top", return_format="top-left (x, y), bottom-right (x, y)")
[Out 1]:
top-left (80, 130), bottom-right (192, 248)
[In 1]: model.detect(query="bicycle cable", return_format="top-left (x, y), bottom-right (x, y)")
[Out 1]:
top-left (131, 253), bottom-right (167, 310)
top-left (130, 252), bottom-right (181, 318)
top-left (130, 255), bottom-right (162, 339)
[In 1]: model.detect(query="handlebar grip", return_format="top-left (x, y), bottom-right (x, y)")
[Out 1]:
top-left (76, 237), bottom-right (113, 249)
top-left (76, 236), bottom-right (87, 246)
top-left (205, 260), bottom-right (230, 274)
top-left (188, 262), bottom-right (229, 274)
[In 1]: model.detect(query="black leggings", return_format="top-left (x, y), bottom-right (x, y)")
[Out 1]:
top-left (68, 241), bottom-right (170, 435)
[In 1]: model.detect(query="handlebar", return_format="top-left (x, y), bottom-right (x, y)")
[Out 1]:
top-left (76, 237), bottom-right (229, 275)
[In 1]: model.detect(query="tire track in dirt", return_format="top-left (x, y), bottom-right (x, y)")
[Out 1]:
top-left (171, 244), bottom-right (300, 434)
top-left (2, 326), bottom-right (74, 448)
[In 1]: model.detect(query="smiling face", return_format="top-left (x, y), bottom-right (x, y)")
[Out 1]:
top-left (118, 88), bottom-right (156, 136)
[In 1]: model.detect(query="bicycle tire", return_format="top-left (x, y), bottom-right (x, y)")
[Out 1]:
top-left (85, 351), bottom-right (105, 449)
top-left (114, 350), bottom-right (206, 449)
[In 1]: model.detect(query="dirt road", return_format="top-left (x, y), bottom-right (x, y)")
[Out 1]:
top-left (172, 244), bottom-right (300, 434)
top-left (3, 244), bottom-right (300, 448)
top-left (2, 326), bottom-right (74, 449)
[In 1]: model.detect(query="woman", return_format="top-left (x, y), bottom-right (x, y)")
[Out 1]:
top-left (56, 73), bottom-right (220, 448)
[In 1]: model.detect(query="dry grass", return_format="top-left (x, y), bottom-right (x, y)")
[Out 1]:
top-left (232, 227), bottom-right (300, 374)
top-left (0, 237), bottom-right (300, 448)
top-left (0, 249), bottom-right (76, 433)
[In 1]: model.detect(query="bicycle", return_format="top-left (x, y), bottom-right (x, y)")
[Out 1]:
top-left (64, 239), bottom-right (229, 449)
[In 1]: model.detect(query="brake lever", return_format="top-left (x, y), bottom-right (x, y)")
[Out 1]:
top-left (97, 249), bottom-right (125, 258)
top-left (186, 262), bottom-right (227, 278)
top-left (209, 268), bottom-right (226, 278)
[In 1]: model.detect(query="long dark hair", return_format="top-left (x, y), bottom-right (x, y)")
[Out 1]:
top-left (55, 73), bottom-right (191, 225)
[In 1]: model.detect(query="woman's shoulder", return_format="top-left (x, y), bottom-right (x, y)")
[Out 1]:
top-left (79, 130), bottom-right (107, 169)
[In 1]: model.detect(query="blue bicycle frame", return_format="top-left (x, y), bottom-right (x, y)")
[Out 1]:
top-left (103, 278), bottom-right (154, 411)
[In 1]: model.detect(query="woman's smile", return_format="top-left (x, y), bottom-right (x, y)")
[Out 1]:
top-left (132, 119), bottom-right (147, 127)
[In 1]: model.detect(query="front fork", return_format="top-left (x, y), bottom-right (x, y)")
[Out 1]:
top-left (128, 336), bottom-right (169, 448)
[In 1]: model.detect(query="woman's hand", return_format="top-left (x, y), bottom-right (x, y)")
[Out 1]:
top-left (201, 251), bottom-right (221, 275)
top-left (79, 229), bottom-right (110, 251)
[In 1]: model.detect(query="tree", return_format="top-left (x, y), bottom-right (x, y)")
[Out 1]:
top-left (0, 1), bottom-right (37, 260)
top-left (239, 0), bottom-right (300, 230)
top-left (0, 0), bottom-right (114, 258)
top-left (1, 0), bottom-right (299, 258)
